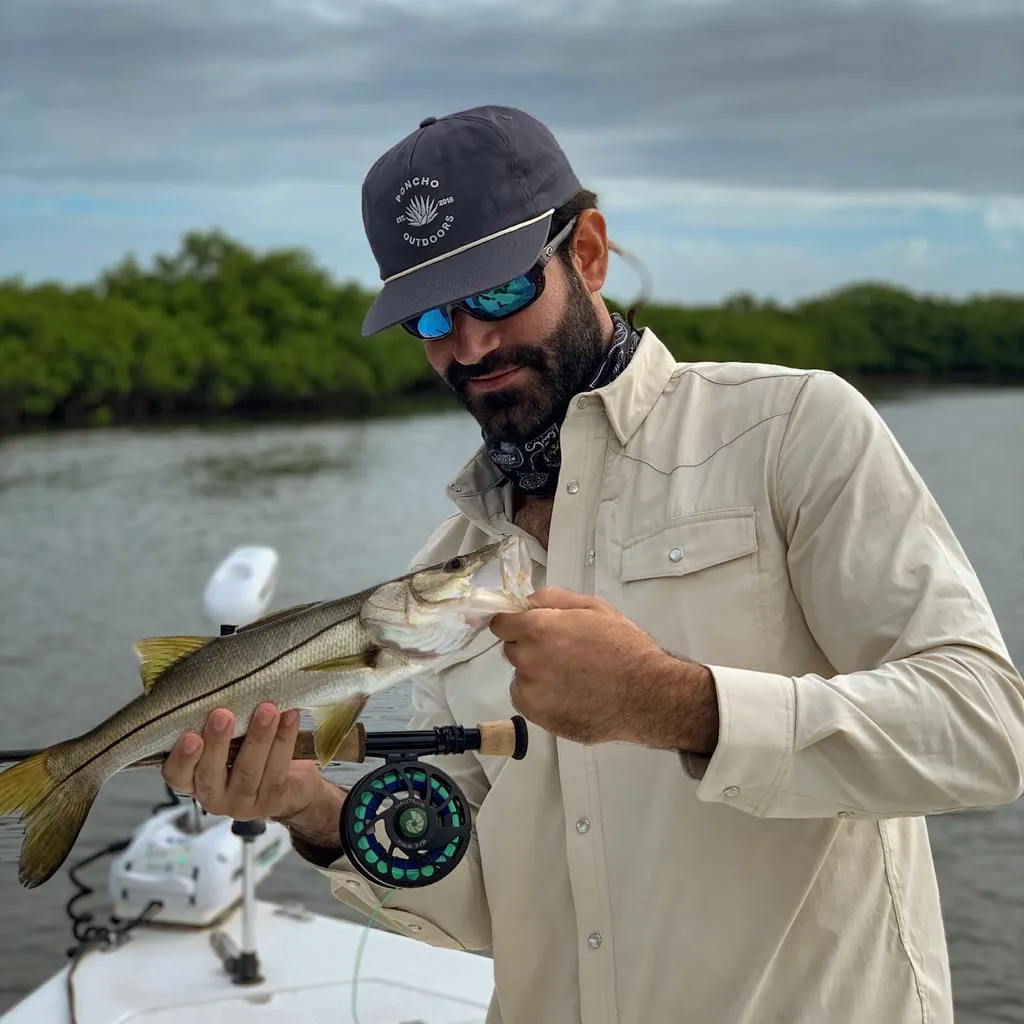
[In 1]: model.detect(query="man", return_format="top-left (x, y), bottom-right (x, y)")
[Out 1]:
top-left (162, 106), bottom-right (1024, 1024)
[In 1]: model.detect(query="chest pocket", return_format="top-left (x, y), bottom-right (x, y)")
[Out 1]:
top-left (615, 506), bottom-right (761, 665)
top-left (622, 506), bottom-right (758, 580)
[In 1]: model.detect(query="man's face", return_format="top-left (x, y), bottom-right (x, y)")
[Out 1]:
top-left (425, 255), bottom-right (609, 444)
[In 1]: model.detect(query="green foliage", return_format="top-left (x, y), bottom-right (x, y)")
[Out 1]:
top-left (1, 230), bottom-right (1021, 430)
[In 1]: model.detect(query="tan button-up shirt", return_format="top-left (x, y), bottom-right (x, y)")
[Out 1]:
top-left (306, 328), bottom-right (1024, 1024)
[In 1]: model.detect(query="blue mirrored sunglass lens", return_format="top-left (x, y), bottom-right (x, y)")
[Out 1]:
top-left (414, 307), bottom-right (454, 338)
top-left (406, 274), bottom-right (537, 338)
top-left (464, 275), bottom-right (536, 316)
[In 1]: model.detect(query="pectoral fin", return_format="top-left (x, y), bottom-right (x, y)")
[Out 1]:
top-left (134, 636), bottom-right (213, 692)
top-left (300, 650), bottom-right (379, 672)
top-left (311, 695), bottom-right (370, 766)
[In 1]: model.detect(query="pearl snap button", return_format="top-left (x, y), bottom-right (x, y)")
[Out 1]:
top-left (723, 786), bottom-right (741, 798)
top-left (566, 480), bottom-right (580, 494)
top-left (669, 548), bottom-right (683, 562)
top-left (576, 817), bottom-right (590, 833)
top-left (587, 933), bottom-right (602, 949)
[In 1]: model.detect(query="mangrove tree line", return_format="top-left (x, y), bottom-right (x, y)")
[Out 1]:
top-left (1, 229), bottom-right (1021, 430)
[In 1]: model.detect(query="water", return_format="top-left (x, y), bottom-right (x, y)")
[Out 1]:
top-left (0, 387), bottom-right (1021, 1020)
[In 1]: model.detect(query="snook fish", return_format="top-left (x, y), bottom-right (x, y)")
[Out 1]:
top-left (0, 535), bottom-right (534, 888)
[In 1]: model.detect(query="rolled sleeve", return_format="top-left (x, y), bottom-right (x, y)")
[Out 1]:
top-left (310, 840), bottom-right (492, 951)
top-left (683, 370), bottom-right (1024, 820)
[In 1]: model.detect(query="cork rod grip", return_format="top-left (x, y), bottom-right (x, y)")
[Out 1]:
top-left (477, 720), bottom-right (516, 757)
top-left (479, 717), bottom-right (529, 760)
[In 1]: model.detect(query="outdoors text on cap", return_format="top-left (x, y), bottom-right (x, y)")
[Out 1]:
top-left (395, 176), bottom-right (456, 249)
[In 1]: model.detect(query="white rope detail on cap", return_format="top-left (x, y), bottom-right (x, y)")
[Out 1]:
top-left (382, 208), bottom-right (554, 284)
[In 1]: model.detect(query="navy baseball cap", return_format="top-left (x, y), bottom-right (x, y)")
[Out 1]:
top-left (359, 105), bottom-right (582, 337)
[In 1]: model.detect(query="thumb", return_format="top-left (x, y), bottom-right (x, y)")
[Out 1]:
top-left (528, 587), bottom-right (603, 611)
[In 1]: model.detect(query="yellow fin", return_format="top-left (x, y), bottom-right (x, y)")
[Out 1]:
top-left (0, 749), bottom-right (99, 889)
top-left (235, 601), bottom-right (322, 633)
top-left (311, 695), bottom-right (369, 766)
top-left (133, 635), bottom-right (212, 692)
top-left (0, 750), bottom-right (53, 818)
top-left (300, 650), bottom-right (379, 673)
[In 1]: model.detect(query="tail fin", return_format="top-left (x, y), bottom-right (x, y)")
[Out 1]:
top-left (0, 750), bottom-right (100, 888)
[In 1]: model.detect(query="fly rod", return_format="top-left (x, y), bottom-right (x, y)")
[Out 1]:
top-left (0, 717), bottom-right (529, 771)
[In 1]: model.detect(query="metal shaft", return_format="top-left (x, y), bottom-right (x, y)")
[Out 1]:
top-left (241, 841), bottom-right (256, 954)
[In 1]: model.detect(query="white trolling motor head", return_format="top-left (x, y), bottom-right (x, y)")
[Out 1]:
top-left (201, 545), bottom-right (279, 628)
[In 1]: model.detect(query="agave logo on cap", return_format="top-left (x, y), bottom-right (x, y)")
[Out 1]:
top-left (395, 175), bottom-right (456, 249)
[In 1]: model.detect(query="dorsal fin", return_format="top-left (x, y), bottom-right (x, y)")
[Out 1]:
top-left (234, 601), bottom-right (322, 633)
top-left (133, 635), bottom-right (213, 692)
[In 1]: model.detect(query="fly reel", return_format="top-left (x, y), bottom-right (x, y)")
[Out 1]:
top-left (338, 717), bottom-right (528, 889)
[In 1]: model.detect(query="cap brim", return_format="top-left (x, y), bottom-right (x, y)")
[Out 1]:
top-left (361, 213), bottom-right (553, 336)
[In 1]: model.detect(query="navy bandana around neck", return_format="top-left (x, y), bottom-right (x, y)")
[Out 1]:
top-left (483, 313), bottom-right (643, 496)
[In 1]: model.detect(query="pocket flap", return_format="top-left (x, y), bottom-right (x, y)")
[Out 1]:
top-left (621, 507), bottom-right (757, 581)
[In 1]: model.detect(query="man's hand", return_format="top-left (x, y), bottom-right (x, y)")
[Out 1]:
top-left (161, 703), bottom-right (328, 825)
top-left (489, 588), bottom-right (719, 752)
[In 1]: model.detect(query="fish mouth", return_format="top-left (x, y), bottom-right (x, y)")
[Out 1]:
top-left (366, 536), bottom-right (536, 661)
top-left (444, 535), bottom-right (534, 625)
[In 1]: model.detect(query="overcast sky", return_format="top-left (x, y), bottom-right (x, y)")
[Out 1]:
top-left (2, 0), bottom-right (1023, 305)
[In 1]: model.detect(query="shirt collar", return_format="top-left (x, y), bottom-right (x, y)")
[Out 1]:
top-left (596, 326), bottom-right (678, 446)
top-left (443, 325), bottom-right (679, 521)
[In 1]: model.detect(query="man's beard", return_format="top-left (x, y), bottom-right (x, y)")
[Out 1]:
top-left (443, 269), bottom-right (608, 445)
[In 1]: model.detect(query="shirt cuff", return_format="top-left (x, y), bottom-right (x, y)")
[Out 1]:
top-left (679, 664), bottom-right (796, 816)
top-left (308, 856), bottom-right (482, 951)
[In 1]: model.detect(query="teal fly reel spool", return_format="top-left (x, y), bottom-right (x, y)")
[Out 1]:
top-left (340, 760), bottom-right (470, 888)
top-left (337, 717), bottom-right (528, 889)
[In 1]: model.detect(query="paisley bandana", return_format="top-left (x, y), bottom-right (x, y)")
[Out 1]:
top-left (483, 312), bottom-right (643, 496)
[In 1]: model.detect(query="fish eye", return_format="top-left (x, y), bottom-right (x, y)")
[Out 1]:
top-left (444, 556), bottom-right (467, 572)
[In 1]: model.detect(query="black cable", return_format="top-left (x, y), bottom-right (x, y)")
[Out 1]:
top-left (63, 838), bottom-right (164, 1024)
top-left (150, 781), bottom-right (181, 814)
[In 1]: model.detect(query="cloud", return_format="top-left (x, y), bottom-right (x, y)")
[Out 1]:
top-left (984, 200), bottom-right (1024, 234)
top-left (2, 0), bottom-right (1022, 193)
top-left (2, 0), bottom-right (1022, 302)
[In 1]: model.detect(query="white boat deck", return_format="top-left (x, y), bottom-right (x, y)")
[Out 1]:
top-left (0, 899), bottom-right (494, 1024)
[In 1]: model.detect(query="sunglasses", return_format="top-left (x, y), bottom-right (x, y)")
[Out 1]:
top-left (400, 216), bottom-right (578, 341)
